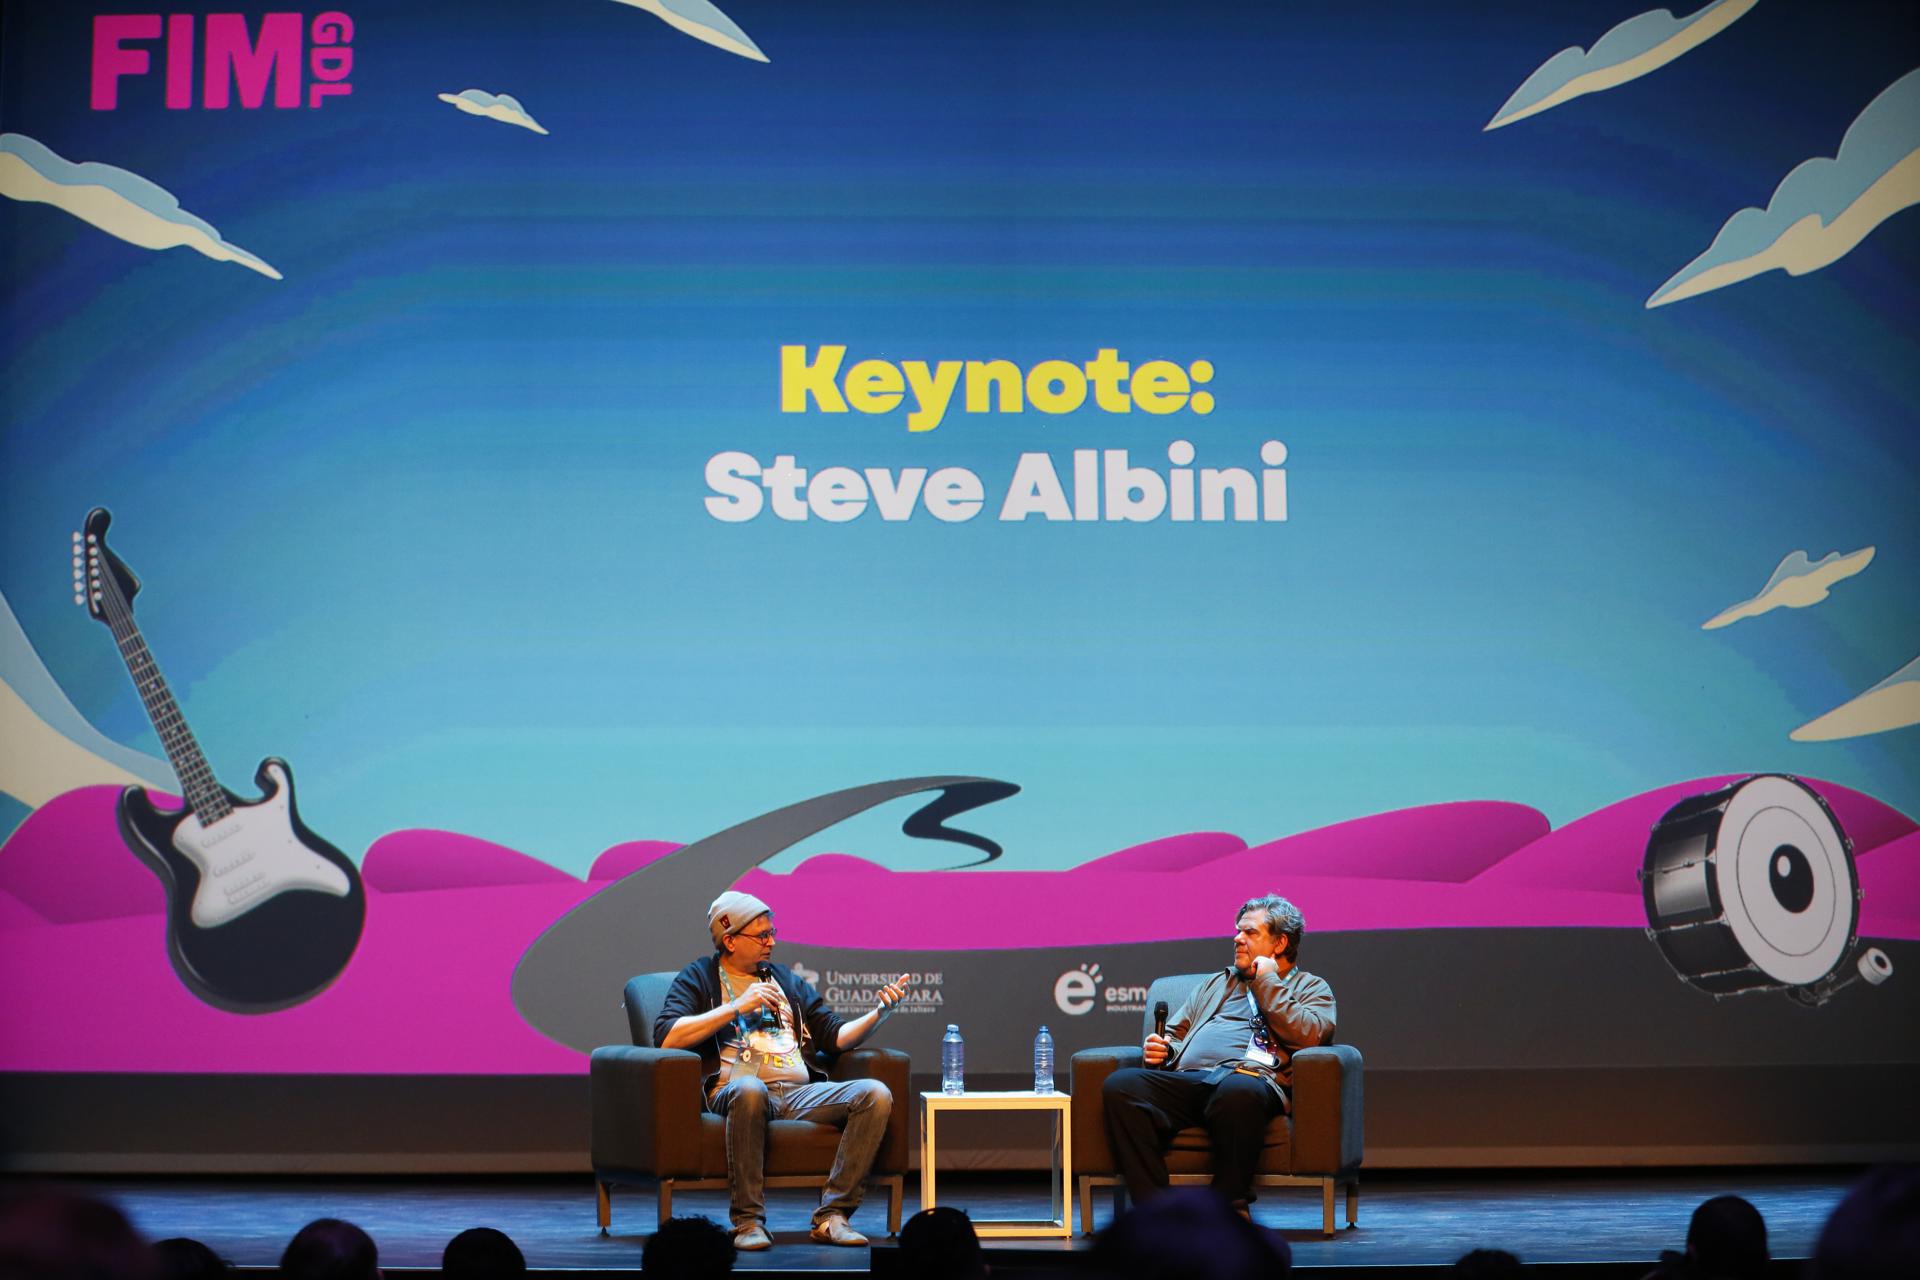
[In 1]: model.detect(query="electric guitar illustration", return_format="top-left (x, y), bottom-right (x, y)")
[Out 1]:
top-left (74, 508), bottom-right (366, 1013)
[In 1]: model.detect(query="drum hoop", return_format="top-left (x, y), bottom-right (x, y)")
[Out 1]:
top-left (1714, 774), bottom-right (1858, 986)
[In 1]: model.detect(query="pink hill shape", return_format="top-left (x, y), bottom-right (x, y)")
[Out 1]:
top-left (363, 831), bottom-right (582, 893)
top-left (1472, 775), bottom-right (1917, 894)
top-left (1, 776), bottom-right (1913, 1074)
top-left (1077, 832), bottom-right (1248, 871)
top-left (0, 805), bottom-right (592, 1074)
top-left (0, 891), bottom-right (47, 928)
top-left (1860, 829), bottom-right (1920, 937)
top-left (0, 787), bottom-right (168, 922)
top-left (590, 840), bottom-right (684, 880)
top-left (744, 802), bottom-right (1575, 950)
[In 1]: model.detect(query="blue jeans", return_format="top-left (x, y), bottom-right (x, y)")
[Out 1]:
top-left (706, 1075), bottom-right (892, 1227)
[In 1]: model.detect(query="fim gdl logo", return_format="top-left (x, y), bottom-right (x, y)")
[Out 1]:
top-left (92, 12), bottom-right (354, 110)
top-left (1054, 964), bottom-right (1149, 1016)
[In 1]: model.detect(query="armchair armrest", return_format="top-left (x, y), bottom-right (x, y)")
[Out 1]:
top-left (1071, 1046), bottom-right (1144, 1175)
top-left (590, 1044), bottom-right (706, 1179)
top-left (831, 1047), bottom-right (912, 1174)
top-left (1288, 1044), bottom-right (1363, 1175)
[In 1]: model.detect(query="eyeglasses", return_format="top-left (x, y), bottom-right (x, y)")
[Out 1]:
top-left (735, 928), bottom-right (777, 944)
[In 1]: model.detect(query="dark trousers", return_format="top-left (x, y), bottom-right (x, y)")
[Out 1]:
top-left (1102, 1066), bottom-right (1284, 1210)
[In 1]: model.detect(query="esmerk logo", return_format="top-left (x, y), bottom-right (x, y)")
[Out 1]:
top-left (1054, 963), bottom-right (1103, 1015)
top-left (91, 12), bottom-right (354, 110)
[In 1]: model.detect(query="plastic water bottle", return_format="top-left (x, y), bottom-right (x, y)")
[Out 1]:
top-left (1033, 1025), bottom-right (1055, 1094)
top-left (941, 1024), bottom-right (965, 1094)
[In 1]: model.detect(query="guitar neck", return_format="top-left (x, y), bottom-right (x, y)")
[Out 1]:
top-left (103, 610), bottom-right (230, 822)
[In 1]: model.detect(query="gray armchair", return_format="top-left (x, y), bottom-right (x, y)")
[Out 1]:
top-left (590, 971), bottom-right (909, 1234)
top-left (1070, 972), bottom-right (1363, 1235)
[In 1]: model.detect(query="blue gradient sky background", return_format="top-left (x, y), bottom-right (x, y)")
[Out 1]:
top-left (3, 1), bottom-right (1916, 874)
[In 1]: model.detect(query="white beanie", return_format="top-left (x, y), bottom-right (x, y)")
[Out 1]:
top-left (708, 890), bottom-right (771, 945)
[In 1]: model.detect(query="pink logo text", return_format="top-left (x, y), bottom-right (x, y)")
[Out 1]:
top-left (92, 12), bottom-right (354, 110)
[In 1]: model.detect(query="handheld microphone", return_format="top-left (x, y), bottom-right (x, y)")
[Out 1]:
top-left (1152, 1000), bottom-right (1169, 1067)
top-left (751, 963), bottom-right (778, 1030)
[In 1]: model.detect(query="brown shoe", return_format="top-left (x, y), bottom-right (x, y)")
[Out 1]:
top-left (809, 1214), bottom-right (869, 1246)
top-left (733, 1221), bottom-right (773, 1251)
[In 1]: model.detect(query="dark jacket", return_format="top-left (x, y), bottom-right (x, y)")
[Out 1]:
top-left (654, 955), bottom-right (851, 1096)
top-left (1161, 964), bottom-right (1337, 1105)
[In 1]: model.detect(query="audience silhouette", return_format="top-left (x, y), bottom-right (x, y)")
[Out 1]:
top-left (0, 1188), bottom-right (156, 1280)
top-left (153, 1237), bottom-right (232, 1280)
top-left (1810, 1165), bottom-right (1920, 1280)
top-left (1090, 1187), bottom-right (1291, 1280)
top-left (898, 1206), bottom-right (988, 1280)
top-left (440, 1226), bottom-right (525, 1278)
top-left (641, 1215), bottom-right (737, 1278)
top-left (1453, 1248), bottom-right (1524, 1280)
top-left (279, 1218), bottom-right (380, 1280)
top-left (1643, 1194), bottom-right (1769, 1280)
top-left (11, 1163), bottom-right (1917, 1280)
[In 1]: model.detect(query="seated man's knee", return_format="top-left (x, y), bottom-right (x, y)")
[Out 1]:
top-left (855, 1078), bottom-right (892, 1117)
top-left (1204, 1076), bottom-right (1272, 1124)
top-left (1104, 1068), bottom-right (1146, 1103)
top-left (729, 1077), bottom-right (771, 1116)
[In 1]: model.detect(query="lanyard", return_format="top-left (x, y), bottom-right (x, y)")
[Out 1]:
top-left (1243, 987), bottom-right (1277, 1067)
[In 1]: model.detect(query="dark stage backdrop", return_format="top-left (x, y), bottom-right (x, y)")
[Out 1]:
top-left (2, 0), bottom-right (1917, 1169)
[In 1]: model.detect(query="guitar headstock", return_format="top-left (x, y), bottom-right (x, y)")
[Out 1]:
top-left (73, 507), bottom-right (139, 624)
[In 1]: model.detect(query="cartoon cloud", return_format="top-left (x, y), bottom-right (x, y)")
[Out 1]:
top-left (1, 590), bottom-right (175, 808)
top-left (1485, 0), bottom-right (1755, 131)
top-left (1793, 655), bottom-right (1920, 742)
top-left (1649, 69), bottom-right (1920, 306)
top-left (1702, 547), bottom-right (1875, 630)
top-left (609, 0), bottom-right (768, 62)
top-left (0, 133), bottom-right (280, 279)
top-left (437, 90), bottom-right (550, 135)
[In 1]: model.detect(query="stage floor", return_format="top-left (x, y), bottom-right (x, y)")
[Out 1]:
top-left (37, 1169), bottom-right (1856, 1275)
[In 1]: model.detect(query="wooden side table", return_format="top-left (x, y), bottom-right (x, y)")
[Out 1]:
top-left (920, 1089), bottom-right (1074, 1237)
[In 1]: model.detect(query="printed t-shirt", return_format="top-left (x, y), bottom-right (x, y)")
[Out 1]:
top-left (714, 968), bottom-right (809, 1092)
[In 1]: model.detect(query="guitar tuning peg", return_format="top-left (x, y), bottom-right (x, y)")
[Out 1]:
top-left (74, 593), bottom-right (85, 605)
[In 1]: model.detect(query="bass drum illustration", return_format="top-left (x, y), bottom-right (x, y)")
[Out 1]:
top-left (1642, 774), bottom-right (1864, 999)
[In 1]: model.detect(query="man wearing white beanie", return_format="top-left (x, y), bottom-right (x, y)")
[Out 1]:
top-left (656, 890), bottom-right (910, 1251)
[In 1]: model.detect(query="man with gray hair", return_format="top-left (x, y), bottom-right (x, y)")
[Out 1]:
top-left (1101, 893), bottom-right (1336, 1216)
top-left (656, 890), bottom-right (910, 1252)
